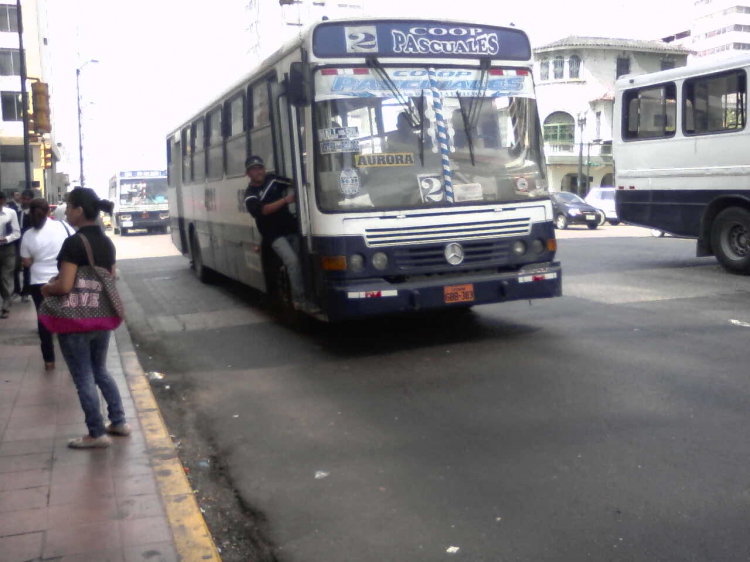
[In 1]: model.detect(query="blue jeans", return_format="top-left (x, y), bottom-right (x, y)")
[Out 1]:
top-left (271, 235), bottom-right (305, 306)
top-left (58, 331), bottom-right (126, 438)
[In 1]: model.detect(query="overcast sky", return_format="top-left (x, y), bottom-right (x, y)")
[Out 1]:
top-left (45, 0), bottom-right (693, 195)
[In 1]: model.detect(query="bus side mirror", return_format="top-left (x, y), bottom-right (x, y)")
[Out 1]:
top-left (288, 61), bottom-right (312, 107)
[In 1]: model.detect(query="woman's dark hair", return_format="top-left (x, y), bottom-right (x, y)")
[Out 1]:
top-left (28, 198), bottom-right (49, 229)
top-left (66, 187), bottom-right (114, 219)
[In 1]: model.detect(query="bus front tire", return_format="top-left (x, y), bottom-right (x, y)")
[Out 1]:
top-left (711, 207), bottom-right (750, 275)
top-left (555, 214), bottom-right (568, 230)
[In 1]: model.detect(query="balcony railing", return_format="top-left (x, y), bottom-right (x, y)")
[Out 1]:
top-left (544, 141), bottom-right (613, 157)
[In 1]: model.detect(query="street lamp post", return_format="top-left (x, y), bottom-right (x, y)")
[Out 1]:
top-left (76, 59), bottom-right (98, 188)
top-left (577, 112), bottom-right (587, 196)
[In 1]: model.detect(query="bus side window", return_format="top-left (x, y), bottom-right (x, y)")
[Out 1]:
top-left (623, 83), bottom-right (676, 140)
top-left (207, 107), bottom-right (223, 181)
top-left (192, 119), bottom-right (206, 182)
top-left (181, 127), bottom-right (191, 184)
top-left (250, 81), bottom-right (275, 172)
top-left (684, 70), bottom-right (746, 135)
top-left (225, 93), bottom-right (247, 177)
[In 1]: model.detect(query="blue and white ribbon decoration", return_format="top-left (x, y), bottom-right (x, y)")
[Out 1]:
top-left (428, 67), bottom-right (453, 203)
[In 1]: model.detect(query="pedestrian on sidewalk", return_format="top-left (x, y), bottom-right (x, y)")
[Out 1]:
top-left (20, 198), bottom-right (72, 371)
top-left (14, 189), bottom-right (34, 302)
top-left (42, 187), bottom-right (130, 449)
top-left (0, 192), bottom-right (21, 319)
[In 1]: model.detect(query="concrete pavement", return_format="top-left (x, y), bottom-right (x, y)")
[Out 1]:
top-left (0, 298), bottom-right (220, 561)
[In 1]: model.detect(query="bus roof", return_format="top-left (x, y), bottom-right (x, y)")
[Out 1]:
top-left (615, 52), bottom-right (750, 90)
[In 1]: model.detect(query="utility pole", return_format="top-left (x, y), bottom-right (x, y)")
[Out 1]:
top-left (16, 0), bottom-right (31, 192)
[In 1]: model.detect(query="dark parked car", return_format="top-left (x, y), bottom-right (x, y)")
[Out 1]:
top-left (550, 191), bottom-right (603, 230)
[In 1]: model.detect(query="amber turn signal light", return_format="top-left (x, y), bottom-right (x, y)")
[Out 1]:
top-left (321, 255), bottom-right (347, 271)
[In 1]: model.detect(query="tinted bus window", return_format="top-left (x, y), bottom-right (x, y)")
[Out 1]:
top-left (181, 127), bottom-right (191, 184)
top-left (250, 82), bottom-right (274, 170)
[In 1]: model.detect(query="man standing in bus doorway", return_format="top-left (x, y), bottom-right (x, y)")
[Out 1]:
top-left (243, 156), bottom-right (319, 314)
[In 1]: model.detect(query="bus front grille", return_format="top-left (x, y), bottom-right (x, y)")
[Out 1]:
top-left (393, 240), bottom-right (511, 270)
top-left (364, 219), bottom-right (531, 247)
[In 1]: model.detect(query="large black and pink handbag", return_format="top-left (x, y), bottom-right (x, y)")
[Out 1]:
top-left (39, 234), bottom-right (124, 334)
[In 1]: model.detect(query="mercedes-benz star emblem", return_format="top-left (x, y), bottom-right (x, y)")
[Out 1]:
top-left (444, 243), bottom-right (465, 266)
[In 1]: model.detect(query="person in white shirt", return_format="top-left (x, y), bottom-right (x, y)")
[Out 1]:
top-left (0, 192), bottom-right (21, 318)
top-left (20, 198), bottom-right (71, 370)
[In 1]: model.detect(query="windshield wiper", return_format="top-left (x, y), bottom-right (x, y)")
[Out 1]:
top-left (458, 59), bottom-right (491, 166)
top-left (366, 58), bottom-right (421, 128)
top-left (456, 93), bottom-right (476, 166)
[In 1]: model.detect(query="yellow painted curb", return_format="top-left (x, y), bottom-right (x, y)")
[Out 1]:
top-left (120, 349), bottom-right (222, 562)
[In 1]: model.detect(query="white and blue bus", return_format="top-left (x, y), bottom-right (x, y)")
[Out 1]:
top-left (108, 170), bottom-right (169, 235)
top-left (614, 55), bottom-right (750, 274)
top-left (167, 18), bottom-right (562, 320)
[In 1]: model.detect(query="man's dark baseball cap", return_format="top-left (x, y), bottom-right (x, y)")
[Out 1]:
top-left (245, 156), bottom-right (265, 170)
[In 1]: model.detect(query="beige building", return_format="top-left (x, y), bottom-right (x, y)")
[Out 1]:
top-left (0, 0), bottom-right (60, 200)
top-left (533, 37), bottom-right (690, 195)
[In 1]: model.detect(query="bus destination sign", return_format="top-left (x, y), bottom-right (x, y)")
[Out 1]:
top-left (312, 20), bottom-right (531, 61)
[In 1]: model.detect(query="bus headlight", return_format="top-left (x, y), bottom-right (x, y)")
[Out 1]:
top-left (532, 239), bottom-right (545, 254)
top-left (512, 241), bottom-right (527, 256)
top-left (372, 252), bottom-right (388, 270)
top-left (349, 254), bottom-right (365, 272)
top-left (159, 212), bottom-right (169, 220)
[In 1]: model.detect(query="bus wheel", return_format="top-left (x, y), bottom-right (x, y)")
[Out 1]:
top-left (711, 207), bottom-right (750, 274)
top-left (190, 231), bottom-right (212, 283)
top-left (555, 214), bottom-right (568, 230)
top-left (609, 220), bottom-right (620, 226)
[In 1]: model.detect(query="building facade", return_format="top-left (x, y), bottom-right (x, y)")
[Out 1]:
top-left (0, 0), bottom-right (59, 200)
top-left (533, 37), bottom-right (689, 195)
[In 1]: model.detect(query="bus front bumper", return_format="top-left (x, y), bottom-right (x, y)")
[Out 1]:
top-left (323, 262), bottom-right (562, 321)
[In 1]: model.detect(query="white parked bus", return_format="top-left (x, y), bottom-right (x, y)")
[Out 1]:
top-left (614, 54), bottom-right (750, 274)
top-left (109, 170), bottom-right (169, 235)
top-left (167, 18), bottom-right (562, 320)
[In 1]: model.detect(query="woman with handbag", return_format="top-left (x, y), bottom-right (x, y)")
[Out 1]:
top-left (42, 188), bottom-right (131, 449)
top-left (20, 198), bottom-right (71, 371)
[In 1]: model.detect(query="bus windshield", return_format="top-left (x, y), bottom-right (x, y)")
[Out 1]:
top-left (313, 66), bottom-right (547, 212)
top-left (119, 178), bottom-right (168, 206)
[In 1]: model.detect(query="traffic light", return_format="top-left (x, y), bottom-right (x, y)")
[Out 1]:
top-left (31, 82), bottom-right (51, 134)
top-left (42, 147), bottom-right (52, 169)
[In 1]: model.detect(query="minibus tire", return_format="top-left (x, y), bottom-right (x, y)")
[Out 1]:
top-left (190, 231), bottom-right (212, 283)
top-left (711, 207), bottom-right (750, 275)
top-left (555, 214), bottom-right (568, 230)
top-left (609, 220), bottom-right (620, 226)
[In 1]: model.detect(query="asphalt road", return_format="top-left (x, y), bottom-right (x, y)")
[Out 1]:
top-left (115, 228), bottom-right (750, 562)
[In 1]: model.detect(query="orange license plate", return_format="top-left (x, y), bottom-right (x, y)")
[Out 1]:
top-left (444, 284), bottom-right (475, 304)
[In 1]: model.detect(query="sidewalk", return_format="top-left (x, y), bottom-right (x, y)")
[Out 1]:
top-left (0, 300), bottom-right (220, 562)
